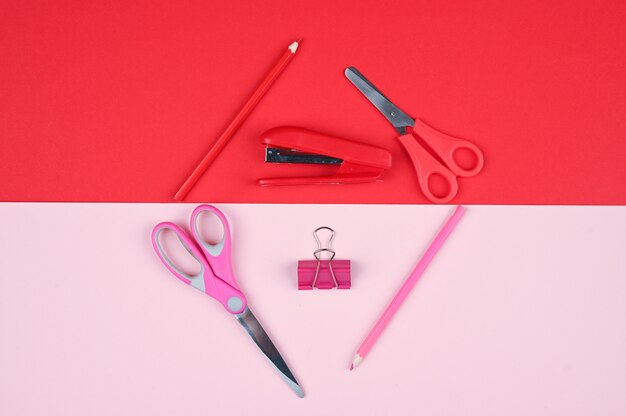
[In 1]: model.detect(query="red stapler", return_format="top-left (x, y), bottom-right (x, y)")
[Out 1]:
top-left (257, 126), bottom-right (392, 186)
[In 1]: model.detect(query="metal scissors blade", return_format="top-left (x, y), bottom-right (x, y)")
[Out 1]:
top-left (345, 67), bottom-right (415, 135)
top-left (236, 307), bottom-right (304, 398)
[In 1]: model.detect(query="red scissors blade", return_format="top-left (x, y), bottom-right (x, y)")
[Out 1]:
top-left (345, 66), bottom-right (415, 134)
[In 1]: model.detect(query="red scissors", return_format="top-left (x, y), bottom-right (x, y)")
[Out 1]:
top-left (345, 67), bottom-right (484, 203)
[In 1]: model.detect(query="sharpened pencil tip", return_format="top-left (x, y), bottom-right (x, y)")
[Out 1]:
top-left (288, 39), bottom-right (300, 53)
top-left (349, 354), bottom-right (363, 371)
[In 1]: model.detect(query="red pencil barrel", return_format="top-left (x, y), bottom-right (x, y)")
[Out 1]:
top-left (174, 43), bottom-right (298, 201)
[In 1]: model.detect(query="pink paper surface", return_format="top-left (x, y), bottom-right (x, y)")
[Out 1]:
top-left (1, 204), bottom-right (625, 415)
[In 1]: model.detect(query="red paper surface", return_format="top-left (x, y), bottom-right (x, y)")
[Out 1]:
top-left (1, 1), bottom-right (625, 204)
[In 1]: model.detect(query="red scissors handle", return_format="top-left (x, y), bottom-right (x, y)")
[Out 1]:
top-left (398, 133), bottom-right (459, 203)
top-left (412, 119), bottom-right (484, 177)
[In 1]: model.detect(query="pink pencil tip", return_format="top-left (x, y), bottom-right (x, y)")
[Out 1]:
top-left (349, 364), bottom-right (354, 371)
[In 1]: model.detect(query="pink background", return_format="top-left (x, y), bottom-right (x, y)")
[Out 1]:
top-left (1, 203), bottom-right (625, 415)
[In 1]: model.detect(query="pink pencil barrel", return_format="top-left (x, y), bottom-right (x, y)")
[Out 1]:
top-left (350, 205), bottom-right (466, 370)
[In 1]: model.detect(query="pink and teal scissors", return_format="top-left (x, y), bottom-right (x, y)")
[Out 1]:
top-left (151, 204), bottom-right (304, 398)
top-left (345, 67), bottom-right (484, 203)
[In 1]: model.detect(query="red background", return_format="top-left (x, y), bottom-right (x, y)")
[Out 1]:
top-left (2, 1), bottom-right (625, 204)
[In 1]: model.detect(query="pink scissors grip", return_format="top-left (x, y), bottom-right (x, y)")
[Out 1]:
top-left (190, 205), bottom-right (240, 292)
top-left (398, 133), bottom-right (459, 203)
top-left (151, 221), bottom-right (247, 314)
top-left (412, 118), bottom-right (484, 177)
top-left (151, 222), bottom-right (202, 285)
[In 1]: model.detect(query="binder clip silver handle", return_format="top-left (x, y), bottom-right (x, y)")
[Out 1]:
top-left (312, 226), bottom-right (338, 289)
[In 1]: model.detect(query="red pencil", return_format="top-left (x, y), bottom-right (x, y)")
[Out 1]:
top-left (174, 39), bottom-right (301, 201)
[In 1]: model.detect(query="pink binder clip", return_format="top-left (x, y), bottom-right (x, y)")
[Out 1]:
top-left (297, 227), bottom-right (351, 290)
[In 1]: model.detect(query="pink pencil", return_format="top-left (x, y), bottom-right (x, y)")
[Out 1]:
top-left (349, 205), bottom-right (466, 371)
